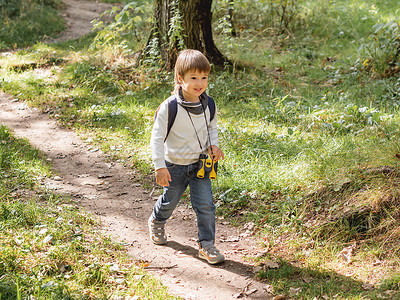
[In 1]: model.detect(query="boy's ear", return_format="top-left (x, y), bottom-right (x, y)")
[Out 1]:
top-left (177, 74), bottom-right (183, 84)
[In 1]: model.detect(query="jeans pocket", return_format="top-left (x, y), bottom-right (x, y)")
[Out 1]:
top-left (166, 161), bottom-right (176, 169)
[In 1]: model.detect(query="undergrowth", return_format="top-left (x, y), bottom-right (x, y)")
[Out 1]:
top-left (0, 0), bottom-right (64, 50)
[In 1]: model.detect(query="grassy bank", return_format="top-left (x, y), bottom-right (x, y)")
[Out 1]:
top-left (0, 0), bottom-right (65, 50)
top-left (1, 0), bottom-right (399, 298)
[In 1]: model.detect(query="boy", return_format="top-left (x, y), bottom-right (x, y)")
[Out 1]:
top-left (149, 49), bottom-right (225, 264)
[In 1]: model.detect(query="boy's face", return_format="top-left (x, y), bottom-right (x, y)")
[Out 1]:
top-left (177, 69), bottom-right (209, 102)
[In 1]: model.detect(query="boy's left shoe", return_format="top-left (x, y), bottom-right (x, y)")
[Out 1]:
top-left (199, 244), bottom-right (225, 264)
top-left (148, 218), bottom-right (167, 245)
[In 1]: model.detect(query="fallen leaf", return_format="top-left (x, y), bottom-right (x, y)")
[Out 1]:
top-left (254, 249), bottom-right (269, 258)
top-left (243, 222), bottom-right (255, 230)
top-left (136, 260), bottom-right (149, 268)
top-left (302, 276), bottom-right (312, 283)
top-left (239, 233), bottom-right (249, 239)
top-left (174, 250), bottom-right (190, 258)
top-left (372, 259), bottom-right (382, 266)
top-left (115, 277), bottom-right (125, 284)
top-left (265, 260), bottom-right (280, 269)
top-left (289, 287), bottom-right (302, 297)
top-left (264, 284), bottom-right (274, 294)
top-left (98, 173), bottom-right (112, 179)
top-left (272, 294), bottom-right (285, 300)
top-left (253, 265), bottom-right (264, 273)
top-left (362, 283), bottom-right (374, 291)
top-left (14, 237), bottom-right (24, 245)
top-left (38, 228), bottom-right (48, 235)
top-left (59, 265), bottom-right (69, 273)
top-left (233, 283), bottom-right (257, 298)
top-left (43, 234), bottom-right (53, 244)
top-left (220, 236), bottom-right (240, 242)
top-left (244, 288), bottom-right (257, 296)
top-left (337, 244), bottom-right (355, 262)
top-left (133, 275), bottom-right (145, 281)
top-left (384, 290), bottom-right (396, 297)
top-left (77, 174), bottom-right (90, 178)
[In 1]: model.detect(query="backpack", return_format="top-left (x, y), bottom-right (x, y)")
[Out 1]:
top-left (154, 95), bottom-right (216, 141)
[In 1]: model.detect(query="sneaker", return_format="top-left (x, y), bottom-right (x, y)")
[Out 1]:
top-left (148, 218), bottom-right (167, 245)
top-left (199, 244), bottom-right (225, 264)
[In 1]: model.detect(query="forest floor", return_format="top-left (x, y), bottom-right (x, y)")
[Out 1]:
top-left (0, 0), bottom-right (272, 299)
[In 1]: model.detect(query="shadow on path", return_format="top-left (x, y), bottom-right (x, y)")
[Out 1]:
top-left (164, 241), bottom-right (255, 277)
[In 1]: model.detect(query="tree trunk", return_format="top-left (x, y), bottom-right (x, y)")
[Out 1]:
top-left (146, 0), bottom-right (229, 70)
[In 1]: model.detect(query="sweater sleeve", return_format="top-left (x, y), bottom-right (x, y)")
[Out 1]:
top-left (150, 100), bottom-right (168, 170)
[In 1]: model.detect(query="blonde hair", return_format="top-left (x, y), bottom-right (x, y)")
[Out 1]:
top-left (174, 49), bottom-right (211, 94)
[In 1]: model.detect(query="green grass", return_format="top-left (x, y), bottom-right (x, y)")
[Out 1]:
top-left (0, 125), bottom-right (179, 299)
top-left (257, 260), bottom-right (366, 299)
top-left (0, 125), bottom-right (51, 193)
top-left (0, 0), bottom-right (65, 50)
top-left (1, 0), bottom-right (400, 299)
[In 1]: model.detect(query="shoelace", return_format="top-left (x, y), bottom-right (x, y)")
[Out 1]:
top-left (152, 224), bottom-right (165, 236)
top-left (203, 245), bottom-right (220, 255)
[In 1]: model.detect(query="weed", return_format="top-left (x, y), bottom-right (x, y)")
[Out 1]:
top-left (358, 17), bottom-right (400, 77)
top-left (380, 273), bottom-right (400, 291)
top-left (91, 1), bottom-right (153, 61)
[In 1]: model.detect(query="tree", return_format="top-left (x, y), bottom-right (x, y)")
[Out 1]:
top-left (146, 0), bottom-right (229, 70)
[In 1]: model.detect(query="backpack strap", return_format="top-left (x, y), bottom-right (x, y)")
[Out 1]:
top-left (166, 97), bottom-right (178, 141)
top-left (207, 96), bottom-right (216, 122)
top-left (155, 95), bottom-right (216, 142)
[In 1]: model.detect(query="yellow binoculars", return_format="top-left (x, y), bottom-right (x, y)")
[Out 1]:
top-left (197, 156), bottom-right (218, 180)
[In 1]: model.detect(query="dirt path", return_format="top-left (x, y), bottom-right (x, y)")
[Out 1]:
top-left (47, 0), bottom-right (116, 43)
top-left (0, 1), bottom-right (272, 299)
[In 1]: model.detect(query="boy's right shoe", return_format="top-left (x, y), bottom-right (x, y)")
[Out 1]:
top-left (199, 244), bottom-right (225, 264)
top-left (148, 218), bottom-right (167, 245)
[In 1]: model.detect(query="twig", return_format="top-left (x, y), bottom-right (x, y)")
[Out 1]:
top-left (145, 264), bottom-right (178, 270)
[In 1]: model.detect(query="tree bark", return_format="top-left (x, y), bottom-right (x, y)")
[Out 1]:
top-left (146, 0), bottom-right (229, 70)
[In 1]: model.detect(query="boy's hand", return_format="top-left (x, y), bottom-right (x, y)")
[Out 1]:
top-left (208, 145), bottom-right (224, 161)
top-left (155, 167), bottom-right (171, 187)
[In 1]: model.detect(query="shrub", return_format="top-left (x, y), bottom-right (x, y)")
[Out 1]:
top-left (358, 18), bottom-right (400, 77)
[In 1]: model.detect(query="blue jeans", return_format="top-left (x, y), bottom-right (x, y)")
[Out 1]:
top-left (150, 161), bottom-right (215, 247)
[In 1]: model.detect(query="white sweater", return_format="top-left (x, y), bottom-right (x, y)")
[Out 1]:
top-left (150, 98), bottom-right (219, 170)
